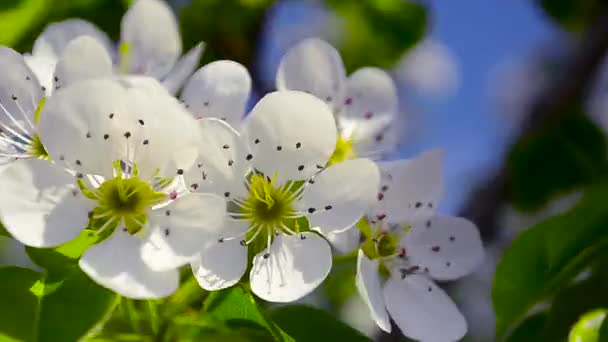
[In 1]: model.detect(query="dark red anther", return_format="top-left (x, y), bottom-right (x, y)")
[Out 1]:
top-left (398, 247), bottom-right (406, 258)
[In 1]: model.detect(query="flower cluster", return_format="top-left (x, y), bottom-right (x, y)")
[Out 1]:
top-left (0, 1), bottom-right (483, 341)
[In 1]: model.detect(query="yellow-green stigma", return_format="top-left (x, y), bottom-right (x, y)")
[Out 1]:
top-left (118, 42), bottom-right (132, 74)
top-left (80, 162), bottom-right (166, 235)
top-left (360, 218), bottom-right (411, 260)
top-left (328, 135), bottom-right (356, 165)
top-left (241, 174), bottom-right (300, 231)
top-left (28, 134), bottom-right (49, 159)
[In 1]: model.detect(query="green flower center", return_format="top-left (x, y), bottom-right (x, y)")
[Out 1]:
top-left (240, 174), bottom-right (300, 230)
top-left (328, 136), bottom-right (356, 165)
top-left (80, 162), bottom-right (166, 235)
top-left (28, 134), bottom-right (49, 159)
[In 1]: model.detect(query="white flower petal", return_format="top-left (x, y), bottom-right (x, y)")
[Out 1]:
top-left (299, 158), bottom-right (379, 235)
top-left (184, 118), bottom-right (250, 199)
top-left (0, 46), bottom-right (43, 129)
top-left (24, 54), bottom-right (56, 97)
top-left (0, 159), bottom-right (94, 247)
top-left (181, 60), bottom-right (251, 129)
top-left (40, 77), bottom-right (199, 179)
top-left (338, 67), bottom-right (397, 125)
top-left (191, 236), bottom-right (248, 291)
top-left (403, 215), bottom-right (483, 281)
top-left (120, 0), bottom-right (181, 78)
top-left (32, 19), bottom-right (113, 61)
top-left (80, 229), bottom-right (179, 299)
top-left (351, 118), bottom-right (401, 160)
top-left (250, 232), bottom-right (331, 303)
top-left (53, 36), bottom-right (113, 90)
top-left (118, 76), bottom-right (201, 179)
top-left (355, 250), bottom-right (391, 333)
top-left (141, 193), bottom-right (226, 271)
top-left (383, 274), bottom-right (467, 342)
top-left (326, 226), bottom-right (360, 255)
top-left (276, 38), bottom-right (346, 109)
top-left (162, 43), bottom-right (205, 95)
top-left (39, 79), bottom-right (130, 178)
top-left (373, 150), bottom-right (443, 223)
top-left (244, 91), bottom-right (337, 183)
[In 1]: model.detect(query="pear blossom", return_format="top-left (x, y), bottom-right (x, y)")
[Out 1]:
top-left (0, 47), bottom-right (50, 168)
top-left (25, 0), bottom-right (203, 96)
top-left (277, 38), bottom-right (400, 162)
top-left (0, 77), bottom-right (225, 299)
top-left (356, 150), bottom-right (484, 341)
top-left (186, 91), bottom-right (380, 302)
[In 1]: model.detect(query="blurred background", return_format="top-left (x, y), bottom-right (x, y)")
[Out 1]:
top-left (2, 0), bottom-right (608, 341)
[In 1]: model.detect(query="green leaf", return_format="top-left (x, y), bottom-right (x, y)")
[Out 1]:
top-left (0, 0), bottom-right (47, 47)
top-left (600, 311), bottom-right (608, 342)
top-left (270, 305), bottom-right (371, 342)
top-left (493, 181), bottom-right (608, 338)
top-left (204, 285), bottom-right (293, 342)
top-left (179, 0), bottom-right (272, 67)
top-left (544, 272), bottom-right (608, 341)
top-left (508, 113), bottom-right (607, 211)
top-left (537, 0), bottom-right (607, 32)
top-left (568, 309), bottom-right (608, 342)
top-left (326, 0), bottom-right (427, 71)
top-left (0, 266), bottom-right (118, 342)
top-left (505, 312), bottom-right (548, 342)
top-left (0, 222), bottom-right (10, 238)
top-left (26, 230), bottom-right (98, 275)
top-left (323, 263), bottom-right (357, 307)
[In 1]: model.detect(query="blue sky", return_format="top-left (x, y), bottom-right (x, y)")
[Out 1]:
top-left (405, 0), bottom-right (559, 211)
top-left (261, 0), bottom-right (560, 212)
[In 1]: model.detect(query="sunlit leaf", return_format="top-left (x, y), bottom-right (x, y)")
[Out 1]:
top-left (26, 229), bottom-right (99, 276)
top-left (204, 285), bottom-right (293, 342)
top-left (0, 266), bottom-right (118, 342)
top-left (569, 309), bottom-right (608, 342)
top-left (493, 181), bottom-right (608, 338)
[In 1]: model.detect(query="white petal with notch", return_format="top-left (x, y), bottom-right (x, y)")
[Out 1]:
top-left (80, 229), bottom-right (179, 299)
top-left (250, 232), bottom-right (331, 303)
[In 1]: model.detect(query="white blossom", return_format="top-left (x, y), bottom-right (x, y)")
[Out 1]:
top-left (186, 91), bottom-right (380, 302)
top-left (0, 77), bottom-right (225, 299)
top-left (356, 150), bottom-right (484, 341)
top-left (25, 0), bottom-right (203, 96)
